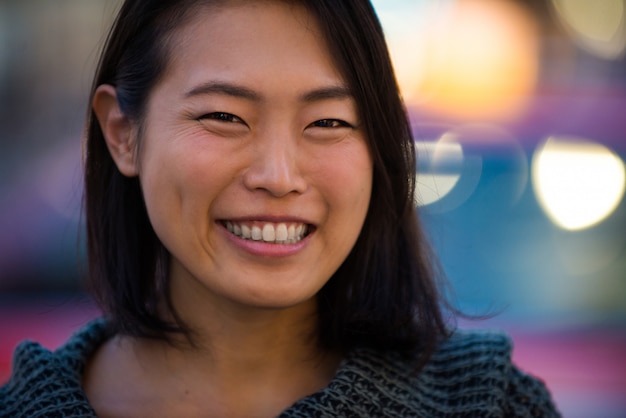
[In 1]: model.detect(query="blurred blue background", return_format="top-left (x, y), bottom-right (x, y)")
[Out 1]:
top-left (1, 1), bottom-right (625, 416)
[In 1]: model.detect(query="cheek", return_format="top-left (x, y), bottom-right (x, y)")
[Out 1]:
top-left (138, 139), bottom-right (222, 235)
top-left (141, 133), bottom-right (233, 197)
top-left (317, 142), bottom-right (373, 230)
top-left (329, 145), bottom-right (372, 206)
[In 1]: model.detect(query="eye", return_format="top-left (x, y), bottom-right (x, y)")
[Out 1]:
top-left (309, 119), bottom-right (353, 129)
top-left (199, 112), bottom-right (245, 124)
top-left (304, 118), bottom-right (358, 143)
top-left (196, 111), bottom-right (249, 138)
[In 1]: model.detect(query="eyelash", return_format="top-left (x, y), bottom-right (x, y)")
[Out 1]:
top-left (309, 119), bottom-right (353, 129)
top-left (199, 112), bottom-right (244, 123)
top-left (198, 113), bottom-right (353, 129)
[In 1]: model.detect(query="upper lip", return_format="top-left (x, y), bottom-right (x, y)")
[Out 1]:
top-left (218, 215), bottom-right (315, 226)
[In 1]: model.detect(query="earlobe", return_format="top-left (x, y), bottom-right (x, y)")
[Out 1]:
top-left (92, 84), bottom-right (139, 177)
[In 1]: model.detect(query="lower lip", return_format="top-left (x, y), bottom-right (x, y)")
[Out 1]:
top-left (220, 224), bottom-right (311, 258)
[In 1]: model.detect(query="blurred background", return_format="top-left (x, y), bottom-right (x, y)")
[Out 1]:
top-left (1, 0), bottom-right (625, 416)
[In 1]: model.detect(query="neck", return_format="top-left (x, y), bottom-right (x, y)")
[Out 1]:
top-left (130, 287), bottom-right (339, 416)
top-left (161, 296), bottom-right (327, 376)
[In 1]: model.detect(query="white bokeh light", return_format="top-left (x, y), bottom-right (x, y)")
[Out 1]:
top-left (415, 137), bottom-right (464, 206)
top-left (532, 137), bottom-right (626, 230)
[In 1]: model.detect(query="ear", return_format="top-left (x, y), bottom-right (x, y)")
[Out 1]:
top-left (92, 84), bottom-right (139, 177)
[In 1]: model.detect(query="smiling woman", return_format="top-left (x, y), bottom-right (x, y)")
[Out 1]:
top-left (93, 1), bottom-right (372, 317)
top-left (0, 1), bottom-right (560, 417)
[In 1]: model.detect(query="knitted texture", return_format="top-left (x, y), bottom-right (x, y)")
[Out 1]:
top-left (0, 319), bottom-right (106, 418)
top-left (279, 333), bottom-right (560, 417)
top-left (0, 320), bottom-right (560, 417)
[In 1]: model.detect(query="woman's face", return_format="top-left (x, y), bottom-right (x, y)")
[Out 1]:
top-left (136, 2), bottom-right (372, 313)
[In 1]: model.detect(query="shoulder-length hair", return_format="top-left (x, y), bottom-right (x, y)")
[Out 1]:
top-left (85, 0), bottom-right (449, 363)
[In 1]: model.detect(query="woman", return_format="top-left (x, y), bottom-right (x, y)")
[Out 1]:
top-left (0, 0), bottom-right (560, 416)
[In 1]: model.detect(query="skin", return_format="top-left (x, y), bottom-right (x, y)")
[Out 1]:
top-left (86, 2), bottom-right (372, 417)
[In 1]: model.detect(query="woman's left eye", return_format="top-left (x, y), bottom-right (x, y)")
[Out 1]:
top-left (309, 119), bottom-right (353, 129)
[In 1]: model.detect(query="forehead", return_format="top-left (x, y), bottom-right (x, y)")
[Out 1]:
top-left (157, 1), bottom-right (344, 93)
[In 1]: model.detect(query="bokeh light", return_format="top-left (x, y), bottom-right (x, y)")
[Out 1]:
top-left (551, 0), bottom-right (626, 60)
top-left (372, 0), bottom-right (432, 105)
top-left (415, 123), bottom-right (528, 212)
top-left (415, 138), bottom-right (464, 206)
top-left (415, 0), bottom-right (540, 120)
top-left (532, 136), bottom-right (626, 230)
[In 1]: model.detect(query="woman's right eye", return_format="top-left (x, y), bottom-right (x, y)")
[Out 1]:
top-left (198, 112), bottom-right (244, 124)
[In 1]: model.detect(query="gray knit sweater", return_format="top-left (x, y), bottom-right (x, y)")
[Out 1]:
top-left (0, 319), bottom-right (560, 417)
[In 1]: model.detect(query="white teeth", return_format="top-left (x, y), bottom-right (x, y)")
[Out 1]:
top-left (251, 226), bottom-right (262, 241)
top-left (262, 224), bottom-right (275, 242)
top-left (225, 221), bottom-right (309, 244)
top-left (276, 223), bottom-right (288, 241)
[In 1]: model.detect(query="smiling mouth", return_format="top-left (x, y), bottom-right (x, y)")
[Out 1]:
top-left (222, 221), bottom-right (311, 244)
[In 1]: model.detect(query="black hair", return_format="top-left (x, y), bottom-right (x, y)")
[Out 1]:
top-left (84, 0), bottom-right (450, 366)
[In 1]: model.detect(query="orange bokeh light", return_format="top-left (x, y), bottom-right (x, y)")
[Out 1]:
top-left (411, 0), bottom-right (540, 120)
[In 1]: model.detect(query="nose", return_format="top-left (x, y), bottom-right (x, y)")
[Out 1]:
top-left (242, 129), bottom-right (307, 197)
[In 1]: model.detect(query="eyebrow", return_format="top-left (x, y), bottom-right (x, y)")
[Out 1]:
top-left (184, 81), bottom-right (353, 103)
top-left (300, 86), bottom-right (353, 103)
top-left (184, 81), bottom-right (260, 101)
